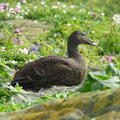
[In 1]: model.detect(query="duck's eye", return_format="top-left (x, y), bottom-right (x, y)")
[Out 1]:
top-left (81, 32), bottom-right (86, 36)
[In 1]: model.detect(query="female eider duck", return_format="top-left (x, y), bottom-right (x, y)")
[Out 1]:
top-left (11, 31), bottom-right (97, 91)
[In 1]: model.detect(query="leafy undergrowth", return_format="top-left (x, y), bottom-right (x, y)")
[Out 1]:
top-left (0, 0), bottom-right (120, 112)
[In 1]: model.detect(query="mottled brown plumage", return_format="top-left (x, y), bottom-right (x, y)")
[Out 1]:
top-left (11, 31), bottom-right (97, 91)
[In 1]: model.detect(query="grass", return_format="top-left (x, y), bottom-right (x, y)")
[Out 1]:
top-left (0, 0), bottom-right (120, 112)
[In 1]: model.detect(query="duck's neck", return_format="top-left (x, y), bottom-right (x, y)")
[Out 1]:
top-left (67, 44), bottom-right (84, 64)
top-left (67, 37), bottom-right (84, 63)
top-left (67, 45), bottom-right (79, 57)
top-left (67, 45), bottom-right (85, 66)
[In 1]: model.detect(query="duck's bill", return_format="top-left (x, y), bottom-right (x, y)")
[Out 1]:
top-left (90, 41), bottom-right (98, 46)
top-left (85, 39), bottom-right (98, 46)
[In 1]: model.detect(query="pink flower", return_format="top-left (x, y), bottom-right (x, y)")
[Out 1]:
top-left (101, 55), bottom-right (115, 62)
top-left (0, 3), bottom-right (9, 12)
top-left (14, 28), bottom-right (22, 35)
top-left (88, 12), bottom-right (96, 17)
top-left (15, 7), bottom-right (20, 12)
top-left (13, 38), bottom-right (24, 44)
top-left (107, 56), bottom-right (115, 62)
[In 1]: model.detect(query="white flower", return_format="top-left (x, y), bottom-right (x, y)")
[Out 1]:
top-left (112, 14), bottom-right (120, 25)
top-left (70, 5), bottom-right (75, 8)
top-left (54, 33), bottom-right (57, 37)
top-left (7, 13), bottom-right (10, 17)
top-left (52, 6), bottom-right (58, 9)
top-left (66, 23), bottom-right (71, 26)
top-left (41, 1), bottom-right (46, 5)
top-left (34, 6), bottom-right (38, 9)
top-left (91, 31), bottom-right (95, 34)
top-left (26, 8), bottom-right (30, 12)
top-left (24, 12), bottom-right (28, 15)
top-left (0, 9), bottom-right (4, 12)
top-left (61, 4), bottom-right (66, 8)
top-left (16, 3), bottom-right (21, 10)
top-left (63, 10), bottom-right (67, 13)
top-left (6, 3), bottom-right (9, 6)
top-left (57, 2), bottom-right (60, 5)
top-left (101, 12), bottom-right (105, 16)
top-left (16, 2), bottom-right (21, 6)
top-left (19, 16), bottom-right (24, 19)
top-left (72, 16), bottom-right (76, 20)
top-left (9, 8), bottom-right (14, 11)
top-left (80, 8), bottom-right (86, 13)
top-left (54, 15), bottom-right (58, 18)
top-left (16, 15), bottom-right (19, 19)
top-left (34, 20), bottom-right (38, 23)
top-left (1, 47), bottom-right (6, 52)
top-left (9, 8), bottom-right (15, 14)
top-left (19, 48), bottom-right (28, 54)
top-left (11, 60), bottom-right (17, 64)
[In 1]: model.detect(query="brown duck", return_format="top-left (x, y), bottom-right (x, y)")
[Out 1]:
top-left (11, 31), bottom-right (97, 91)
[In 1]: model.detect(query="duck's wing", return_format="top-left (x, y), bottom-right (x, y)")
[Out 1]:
top-left (33, 56), bottom-right (72, 78)
top-left (11, 56), bottom-right (74, 90)
top-left (11, 61), bottom-right (35, 84)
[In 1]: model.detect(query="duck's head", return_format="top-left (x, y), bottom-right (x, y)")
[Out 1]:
top-left (68, 31), bottom-right (97, 46)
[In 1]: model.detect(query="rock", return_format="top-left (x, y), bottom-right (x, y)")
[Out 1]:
top-left (1, 87), bottom-right (120, 120)
top-left (11, 85), bottom-right (81, 104)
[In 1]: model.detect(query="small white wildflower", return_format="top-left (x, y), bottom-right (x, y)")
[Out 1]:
top-left (0, 9), bottom-right (5, 12)
top-left (16, 2), bottom-right (21, 6)
top-left (72, 16), bottom-right (76, 20)
top-left (52, 6), bottom-right (58, 9)
top-left (57, 2), bottom-right (60, 5)
top-left (54, 15), bottom-right (58, 18)
top-left (11, 60), bottom-right (17, 64)
top-left (61, 4), bottom-right (66, 8)
top-left (80, 8), bottom-right (86, 13)
top-left (7, 13), bottom-right (10, 17)
top-left (34, 20), bottom-right (38, 23)
top-left (9, 8), bottom-right (15, 14)
top-left (70, 5), bottom-right (75, 8)
top-left (63, 10), bottom-right (67, 13)
top-left (9, 8), bottom-right (14, 11)
top-left (16, 3), bottom-right (21, 10)
top-left (40, 1), bottom-right (46, 5)
top-left (44, 5), bottom-right (48, 7)
top-left (112, 14), bottom-right (120, 25)
top-left (19, 48), bottom-right (28, 54)
top-left (34, 6), bottom-right (38, 9)
top-left (54, 33), bottom-right (57, 37)
top-left (91, 31), bottom-right (95, 34)
top-left (24, 12), bottom-right (28, 15)
top-left (101, 12), bottom-right (105, 16)
top-left (1, 47), bottom-right (6, 52)
top-left (6, 3), bottom-right (9, 6)
top-left (67, 23), bottom-right (71, 26)
top-left (16, 15), bottom-right (19, 19)
top-left (19, 16), bottom-right (24, 19)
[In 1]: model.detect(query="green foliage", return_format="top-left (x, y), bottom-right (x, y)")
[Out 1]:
top-left (78, 62), bottom-right (120, 92)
